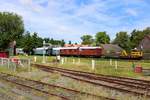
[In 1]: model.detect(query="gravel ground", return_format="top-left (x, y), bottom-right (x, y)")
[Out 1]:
top-left (0, 79), bottom-right (60, 100)
top-left (12, 68), bottom-right (150, 100)
top-left (17, 70), bottom-right (147, 100)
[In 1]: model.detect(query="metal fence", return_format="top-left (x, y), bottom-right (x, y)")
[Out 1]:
top-left (0, 57), bottom-right (31, 72)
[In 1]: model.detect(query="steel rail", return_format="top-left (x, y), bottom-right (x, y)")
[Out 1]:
top-left (0, 72), bottom-right (112, 100)
top-left (0, 73), bottom-right (68, 100)
top-left (32, 64), bottom-right (150, 98)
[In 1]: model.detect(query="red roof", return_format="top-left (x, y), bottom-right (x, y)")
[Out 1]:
top-left (64, 44), bottom-right (89, 47)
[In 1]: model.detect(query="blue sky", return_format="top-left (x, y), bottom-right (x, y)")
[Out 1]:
top-left (0, 0), bottom-right (150, 43)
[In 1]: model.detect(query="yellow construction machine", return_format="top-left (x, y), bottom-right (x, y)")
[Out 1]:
top-left (120, 48), bottom-right (143, 59)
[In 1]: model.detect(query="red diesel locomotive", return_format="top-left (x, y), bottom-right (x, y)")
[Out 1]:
top-left (60, 47), bottom-right (102, 57)
top-left (60, 47), bottom-right (78, 56)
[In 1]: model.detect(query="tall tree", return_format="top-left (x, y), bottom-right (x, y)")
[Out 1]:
top-left (18, 32), bottom-right (43, 54)
top-left (32, 32), bottom-right (43, 47)
top-left (22, 32), bottom-right (33, 54)
top-left (68, 41), bottom-right (72, 44)
top-left (81, 34), bottom-right (93, 45)
top-left (113, 32), bottom-right (131, 51)
top-left (43, 38), bottom-right (50, 43)
top-left (60, 39), bottom-right (65, 47)
top-left (130, 28), bottom-right (150, 49)
top-left (95, 32), bottom-right (110, 45)
top-left (0, 12), bottom-right (24, 50)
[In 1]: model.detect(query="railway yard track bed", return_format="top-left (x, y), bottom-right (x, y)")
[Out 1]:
top-left (32, 64), bottom-right (150, 99)
top-left (0, 72), bottom-right (112, 100)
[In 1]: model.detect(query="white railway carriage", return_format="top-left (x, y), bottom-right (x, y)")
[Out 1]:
top-left (52, 47), bottom-right (62, 55)
top-left (16, 48), bottom-right (25, 55)
top-left (34, 47), bottom-right (52, 55)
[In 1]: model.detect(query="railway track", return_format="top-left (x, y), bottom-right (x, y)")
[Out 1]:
top-left (33, 64), bottom-right (150, 98)
top-left (0, 72), bottom-right (112, 100)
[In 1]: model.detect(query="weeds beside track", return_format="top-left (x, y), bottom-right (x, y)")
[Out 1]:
top-left (0, 72), bottom-right (112, 100)
top-left (33, 64), bottom-right (150, 98)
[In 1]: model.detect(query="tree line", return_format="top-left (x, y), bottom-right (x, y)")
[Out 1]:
top-left (16, 31), bottom-right (66, 54)
top-left (0, 12), bottom-right (150, 54)
top-left (81, 28), bottom-right (150, 51)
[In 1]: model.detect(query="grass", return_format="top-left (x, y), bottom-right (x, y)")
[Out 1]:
top-left (1, 55), bottom-right (150, 78)
top-left (48, 57), bottom-right (150, 78)
top-left (16, 55), bottom-right (55, 63)
top-left (0, 55), bottom-right (150, 99)
top-left (0, 79), bottom-right (32, 100)
top-left (12, 55), bottom-right (150, 78)
top-left (39, 72), bottom-right (149, 100)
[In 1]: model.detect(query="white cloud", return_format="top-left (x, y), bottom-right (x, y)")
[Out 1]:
top-left (19, 0), bottom-right (44, 13)
top-left (0, 0), bottom-right (150, 42)
top-left (126, 8), bottom-right (138, 16)
top-left (19, 0), bottom-right (32, 5)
